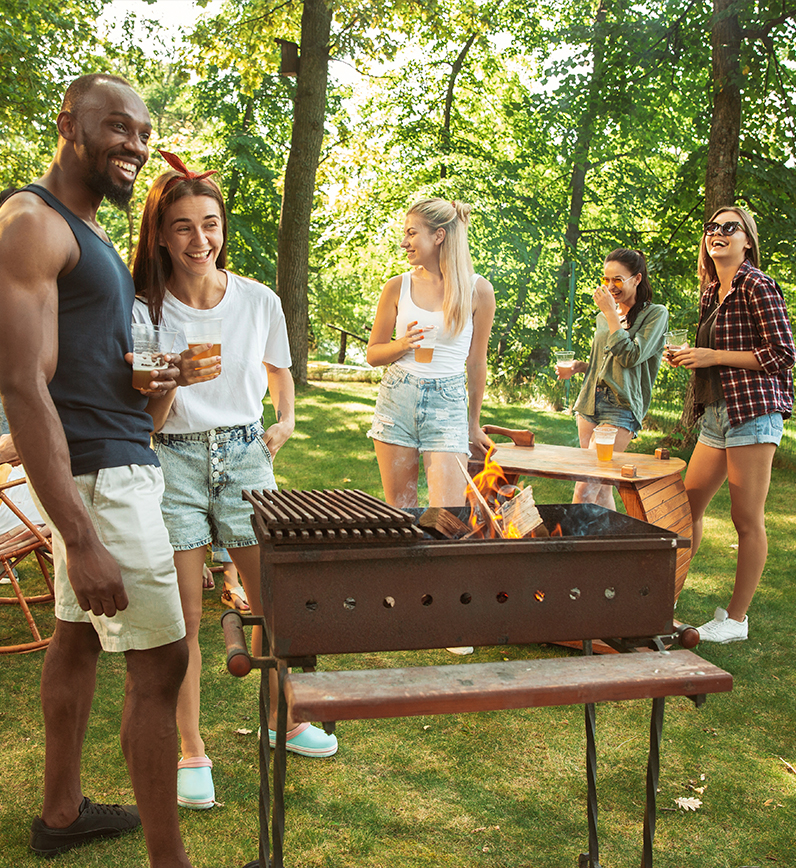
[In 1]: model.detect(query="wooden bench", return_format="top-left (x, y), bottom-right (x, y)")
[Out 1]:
top-left (223, 613), bottom-right (732, 868)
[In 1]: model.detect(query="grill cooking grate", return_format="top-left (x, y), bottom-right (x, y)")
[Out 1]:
top-left (244, 488), bottom-right (425, 544)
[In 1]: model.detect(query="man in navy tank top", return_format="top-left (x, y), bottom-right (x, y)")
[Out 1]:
top-left (0, 74), bottom-right (196, 866)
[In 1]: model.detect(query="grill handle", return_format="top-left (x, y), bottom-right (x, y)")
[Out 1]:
top-left (221, 610), bottom-right (252, 677)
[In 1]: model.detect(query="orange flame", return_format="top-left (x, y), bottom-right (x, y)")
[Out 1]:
top-left (464, 444), bottom-right (508, 538)
top-left (551, 523), bottom-right (563, 537)
top-left (503, 520), bottom-right (523, 539)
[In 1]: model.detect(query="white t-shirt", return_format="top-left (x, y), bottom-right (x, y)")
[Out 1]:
top-left (394, 272), bottom-right (477, 377)
top-left (0, 467), bottom-right (44, 535)
top-left (133, 271), bottom-right (292, 434)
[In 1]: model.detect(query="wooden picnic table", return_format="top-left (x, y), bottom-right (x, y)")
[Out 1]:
top-left (472, 435), bottom-right (692, 600)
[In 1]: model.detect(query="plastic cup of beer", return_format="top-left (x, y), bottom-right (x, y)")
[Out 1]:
top-left (183, 318), bottom-right (223, 361)
top-left (415, 325), bottom-right (439, 363)
top-left (131, 324), bottom-right (177, 391)
top-left (554, 350), bottom-right (575, 373)
top-left (593, 424), bottom-right (618, 462)
top-left (664, 329), bottom-right (687, 352)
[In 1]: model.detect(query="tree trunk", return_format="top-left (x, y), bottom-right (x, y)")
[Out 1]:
top-left (277, 0), bottom-right (331, 385)
top-left (704, 0), bottom-right (742, 218)
top-left (440, 32), bottom-right (477, 180)
top-left (547, 1), bottom-right (608, 343)
top-left (671, 0), bottom-right (743, 443)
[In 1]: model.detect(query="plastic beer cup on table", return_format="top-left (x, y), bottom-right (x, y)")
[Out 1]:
top-left (415, 325), bottom-right (439, 363)
top-left (131, 324), bottom-right (178, 391)
top-left (593, 424), bottom-right (618, 462)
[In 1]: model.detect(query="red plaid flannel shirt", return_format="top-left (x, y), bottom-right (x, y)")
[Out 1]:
top-left (695, 260), bottom-right (795, 426)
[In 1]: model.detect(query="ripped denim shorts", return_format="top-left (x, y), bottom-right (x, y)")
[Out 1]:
top-left (367, 365), bottom-right (469, 454)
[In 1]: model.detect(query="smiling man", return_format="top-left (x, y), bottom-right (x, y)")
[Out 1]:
top-left (0, 74), bottom-right (195, 867)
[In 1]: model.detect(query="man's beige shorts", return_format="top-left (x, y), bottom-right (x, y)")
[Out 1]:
top-left (36, 464), bottom-right (185, 652)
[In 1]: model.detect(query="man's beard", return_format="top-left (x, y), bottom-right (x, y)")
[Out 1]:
top-left (82, 137), bottom-right (138, 209)
top-left (85, 164), bottom-right (135, 209)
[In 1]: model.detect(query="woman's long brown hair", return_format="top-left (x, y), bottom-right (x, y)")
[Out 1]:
top-left (132, 171), bottom-right (228, 324)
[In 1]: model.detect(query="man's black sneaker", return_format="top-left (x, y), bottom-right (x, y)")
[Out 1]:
top-left (30, 796), bottom-right (141, 857)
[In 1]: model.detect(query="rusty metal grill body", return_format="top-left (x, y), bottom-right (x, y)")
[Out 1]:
top-left (246, 490), bottom-right (687, 658)
top-left (229, 489), bottom-right (724, 868)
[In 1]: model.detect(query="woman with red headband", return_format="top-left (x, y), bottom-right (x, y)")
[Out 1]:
top-left (669, 207), bottom-right (794, 643)
top-left (132, 152), bottom-right (337, 811)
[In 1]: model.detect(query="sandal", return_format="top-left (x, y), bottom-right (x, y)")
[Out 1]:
top-left (177, 756), bottom-right (215, 810)
top-left (221, 585), bottom-right (250, 611)
top-left (202, 564), bottom-right (215, 591)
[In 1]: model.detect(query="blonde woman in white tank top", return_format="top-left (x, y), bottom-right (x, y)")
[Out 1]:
top-left (367, 198), bottom-right (496, 509)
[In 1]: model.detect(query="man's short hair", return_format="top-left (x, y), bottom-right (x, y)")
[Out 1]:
top-left (61, 73), bottom-right (134, 115)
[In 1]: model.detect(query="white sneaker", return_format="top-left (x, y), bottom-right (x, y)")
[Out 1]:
top-left (446, 646), bottom-right (474, 656)
top-left (697, 607), bottom-right (748, 644)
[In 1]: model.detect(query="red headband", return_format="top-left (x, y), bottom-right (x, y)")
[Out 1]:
top-left (158, 149), bottom-right (217, 190)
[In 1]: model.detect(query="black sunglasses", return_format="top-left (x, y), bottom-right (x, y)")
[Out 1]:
top-left (704, 220), bottom-right (744, 237)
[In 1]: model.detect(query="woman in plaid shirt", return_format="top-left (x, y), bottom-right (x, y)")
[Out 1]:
top-left (670, 207), bottom-right (794, 643)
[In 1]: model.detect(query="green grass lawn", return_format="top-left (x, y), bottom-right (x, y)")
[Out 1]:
top-left (2, 379), bottom-right (795, 868)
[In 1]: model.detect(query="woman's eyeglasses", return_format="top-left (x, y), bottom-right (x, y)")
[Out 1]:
top-left (704, 221), bottom-right (743, 237)
top-left (600, 275), bottom-right (634, 289)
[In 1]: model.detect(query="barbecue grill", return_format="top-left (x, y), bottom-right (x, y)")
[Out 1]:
top-left (245, 488), bottom-right (690, 656)
top-left (223, 488), bottom-right (731, 868)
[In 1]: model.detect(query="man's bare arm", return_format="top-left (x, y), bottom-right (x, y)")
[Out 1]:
top-left (0, 195), bottom-right (128, 616)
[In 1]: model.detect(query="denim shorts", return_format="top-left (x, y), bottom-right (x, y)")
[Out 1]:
top-left (698, 398), bottom-right (783, 449)
top-left (153, 421), bottom-right (275, 551)
top-left (367, 365), bottom-right (469, 453)
top-left (578, 384), bottom-right (641, 437)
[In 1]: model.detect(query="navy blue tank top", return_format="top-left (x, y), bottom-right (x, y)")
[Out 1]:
top-left (25, 185), bottom-right (158, 475)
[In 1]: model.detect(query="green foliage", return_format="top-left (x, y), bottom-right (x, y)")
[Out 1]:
top-left (3, 0), bottom-right (795, 388)
top-left (0, 0), bottom-right (107, 185)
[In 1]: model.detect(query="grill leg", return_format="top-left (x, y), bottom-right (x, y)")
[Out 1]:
top-left (245, 667), bottom-right (272, 868)
top-left (271, 661), bottom-right (290, 868)
top-left (580, 701), bottom-right (601, 868)
top-left (579, 640), bottom-right (601, 868)
top-left (641, 696), bottom-right (666, 868)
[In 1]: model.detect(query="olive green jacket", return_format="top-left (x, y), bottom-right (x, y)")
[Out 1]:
top-left (573, 303), bottom-right (669, 426)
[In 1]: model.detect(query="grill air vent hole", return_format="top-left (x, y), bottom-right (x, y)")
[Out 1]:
top-left (305, 600), bottom-right (318, 611)
top-left (421, 594), bottom-right (433, 607)
top-left (569, 588), bottom-right (581, 600)
top-left (496, 592), bottom-right (509, 604)
top-left (383, 596), bottom-right (396, 609)
top-left (343, 597), bottom-right (356, 610)
top-left (460, 593), bottom-right (472, 605)
top-left (604, 587), bottom-right (616, 599)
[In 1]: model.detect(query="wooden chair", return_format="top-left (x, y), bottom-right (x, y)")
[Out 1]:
top-left (0, 474), bottom-right (55, 654)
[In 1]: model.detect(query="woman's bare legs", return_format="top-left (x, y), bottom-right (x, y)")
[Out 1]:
top-left (373, 440), bottom-right (420, 507)
top-left (685, 440), bottom-right (776, 621)
top-left (572, 416), bottom-right (635, 509)
top-left (683, 441), bottom-right (728, 561)
top-left (172, 547), bottom-right (208, 759)
top-left (423, 451), bottom-right (469, 507)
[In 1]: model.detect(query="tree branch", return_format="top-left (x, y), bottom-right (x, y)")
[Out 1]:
top-left (741, 8), bottom-right (796, 40)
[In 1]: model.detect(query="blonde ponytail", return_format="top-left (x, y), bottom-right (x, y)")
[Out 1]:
top-left (406, 197), bottom-right (474, 335)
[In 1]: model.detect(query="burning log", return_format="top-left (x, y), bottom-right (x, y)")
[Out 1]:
top-left (456, 456), bottom-right (505, 538)
top-left (416, 507), bottom-right (471, 539)
top-left (498, 486), bottom-right (544, 538)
